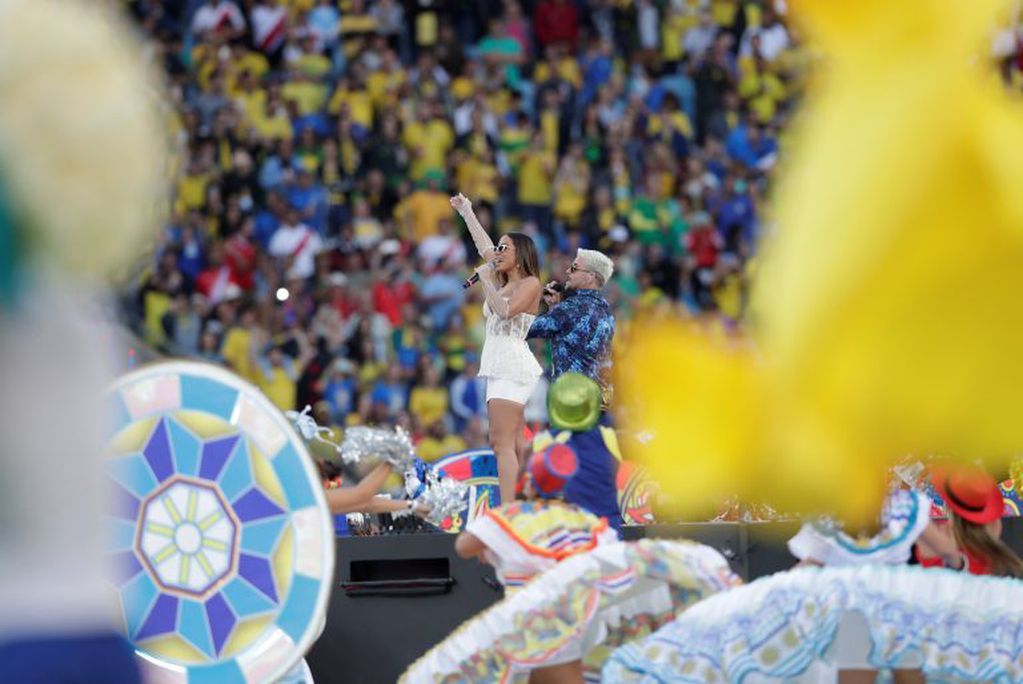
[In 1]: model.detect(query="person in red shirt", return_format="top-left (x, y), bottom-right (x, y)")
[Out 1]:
top-left (327, 272), bottom-right (358, 319)
top-left (917, 463), bottom-right (1023, 577)
top-left (195, 241), bottom-right (244, 304)
top-left (533, 0), bottom-right (579, 50)
top-left (223, 217), bottom-right (258, 291)
top-left (372, 258), bottom-right (417, 326)
top-left (685, 212), bottom-right (723, 269)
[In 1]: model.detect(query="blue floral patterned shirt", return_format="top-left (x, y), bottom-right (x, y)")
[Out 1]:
top-left (527, 289), bottom-right (615, 402)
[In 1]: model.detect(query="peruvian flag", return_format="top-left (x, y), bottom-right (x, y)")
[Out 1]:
top-left (252, 3), bottom-right (288, 54)
top-left (191, 1), bottom-right (246, 36)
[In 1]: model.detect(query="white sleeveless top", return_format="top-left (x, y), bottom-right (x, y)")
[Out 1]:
top-left (478, 301), bottom-right (544, 384)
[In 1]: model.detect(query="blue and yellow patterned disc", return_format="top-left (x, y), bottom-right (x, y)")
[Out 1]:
top-left (104, 361), bottom-right (333, 683)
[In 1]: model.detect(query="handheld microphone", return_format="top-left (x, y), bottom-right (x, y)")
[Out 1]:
top-left (463, 261), bottom-right (496, 289)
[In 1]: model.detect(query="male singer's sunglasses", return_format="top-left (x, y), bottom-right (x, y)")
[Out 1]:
top-left (568, 263), bottom-right (592, 274)
top-left (495, 243), bottom-right (510, 252)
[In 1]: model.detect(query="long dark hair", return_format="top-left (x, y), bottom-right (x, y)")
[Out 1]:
top-left (952, 515), bottom-right (1023, 578)
top-left (497, 231), bottom-right (539, 287)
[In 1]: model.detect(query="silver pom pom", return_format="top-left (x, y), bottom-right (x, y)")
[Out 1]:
top-left (414, 471), bottom-right (469, 527)
top-left (340, 425), bottom-right (416, 468)
top-left (287, 407), bottom-right (466, 525)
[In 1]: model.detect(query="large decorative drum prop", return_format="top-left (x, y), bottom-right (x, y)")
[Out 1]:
top-left (104, 361), bottom-right (334, 683)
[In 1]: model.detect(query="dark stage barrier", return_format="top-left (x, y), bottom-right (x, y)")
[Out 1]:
top-left (307, 519), bottom-right (1023, 683)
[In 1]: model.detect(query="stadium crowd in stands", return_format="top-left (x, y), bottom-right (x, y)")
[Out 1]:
top-left (125, 0), bottom-right (803, 461)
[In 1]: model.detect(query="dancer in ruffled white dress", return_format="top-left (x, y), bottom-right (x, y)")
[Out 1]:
top-left (451, 193), bottom-right (543, 504)
top-left (604, 475), bottom-right (1023, 684)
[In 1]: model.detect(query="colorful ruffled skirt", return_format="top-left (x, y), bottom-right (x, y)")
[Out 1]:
top-left (604, 565), bottom-right (1023, 683)
top-left (399, 539), bottom-right (741, 684)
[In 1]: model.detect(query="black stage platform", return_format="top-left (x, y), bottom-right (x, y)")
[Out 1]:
top-left (307, 519), bottom-right (1023, 683)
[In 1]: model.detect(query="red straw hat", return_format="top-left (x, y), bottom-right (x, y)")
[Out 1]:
top-left (930, 462), bottom-right (1003, 524)
top-left (527, 444), bottom-right (579, 498)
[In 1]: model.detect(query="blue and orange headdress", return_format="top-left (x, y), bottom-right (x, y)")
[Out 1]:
top-left (521, 443), bottom-right (579, 500)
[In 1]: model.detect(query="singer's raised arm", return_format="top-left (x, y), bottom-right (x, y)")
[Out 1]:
top-left (450, 193), bottom-right (495, 259)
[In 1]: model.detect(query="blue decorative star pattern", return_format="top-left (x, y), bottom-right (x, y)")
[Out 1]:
top-left (105, 363), bottom-right (333, 684)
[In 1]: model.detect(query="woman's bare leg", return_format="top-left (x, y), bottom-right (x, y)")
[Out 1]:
top-left (488, 398), bottom-right (525, 505)
top-left (528, 660), bottom-right (584, 684)
top-left (837, 668), bottom-right (924, 683)
top-left (515, 415), bottom-right (530, 466)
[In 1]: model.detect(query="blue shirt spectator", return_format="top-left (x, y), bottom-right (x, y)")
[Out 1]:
top-left (253, 210), bottom-right (280, 251)
top-left (370, 367), bottom-right (408, 417)
top-left (286, 168), bottom-right (329, 234)
top-left (396, 342), bottom-right (421, 372)
top-left (419, 268), bottom-right (463, 331)
top-left (323, 363), bottom-right (357, 423)
top-left (710, 179), bottom-right (758, 248)
top-left (725, 121), bottom-right (779, 171)
top-left (580, 47), bottom-right (612, 107)
top-left (291, 114), bottom-right (331, 139)
top-left (176, 222), bottom-right (205, 282)
top-left (660, 70), bottom-right (697, 123)
top-left (259, 153), bottom-right (289, 191)
top-left (449, 361), bottom-right (486, 431)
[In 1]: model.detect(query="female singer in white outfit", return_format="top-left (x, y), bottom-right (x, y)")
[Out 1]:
top-left (450, 193), bottom-right (542, 504)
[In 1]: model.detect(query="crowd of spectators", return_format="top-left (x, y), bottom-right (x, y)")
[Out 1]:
top-left (125, 0), bottom-right (804, 461)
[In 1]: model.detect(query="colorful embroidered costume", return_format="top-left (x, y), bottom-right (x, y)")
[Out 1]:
top-left (465, 499), bottom-right (618, 591)
top-left (604, 565), bottom-right (1023, 683)
top-left (400, 540), bottom-right (741, 684)
top-left (533, 427), bottom-right (624, 533)
top-left (787, 488), bottom-right (930, 565)
top-left (401, 443), bottom-right (741, 683)
top-left (603, 487), bottom-right (1023, 682)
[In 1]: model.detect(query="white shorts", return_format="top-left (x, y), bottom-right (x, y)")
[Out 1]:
top-left (485, 376), bottom-right (537, 405)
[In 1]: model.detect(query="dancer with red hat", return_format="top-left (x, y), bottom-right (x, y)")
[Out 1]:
top-left (917, 462), bottom-right (1023, 577)
top-left (606, 464), bottom-right (1023, 684)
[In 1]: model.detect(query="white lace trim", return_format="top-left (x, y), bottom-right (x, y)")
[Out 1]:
top-left (478, 302), bottom-right (543, 383)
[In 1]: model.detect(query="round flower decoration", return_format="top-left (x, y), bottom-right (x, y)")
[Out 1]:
top-left (104, 362), bottom-right (334, 683)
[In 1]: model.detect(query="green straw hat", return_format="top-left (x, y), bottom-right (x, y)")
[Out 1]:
top-left (547, 373), bottom-right (601, 432)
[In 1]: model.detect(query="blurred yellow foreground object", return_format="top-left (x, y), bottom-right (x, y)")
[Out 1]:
top-left (618, 0), bottom-right (1023, 523)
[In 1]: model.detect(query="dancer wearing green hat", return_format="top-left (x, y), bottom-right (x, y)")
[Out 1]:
top-left (534, 373), bottom-right (624, 534)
